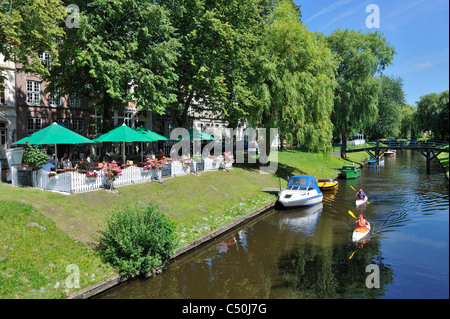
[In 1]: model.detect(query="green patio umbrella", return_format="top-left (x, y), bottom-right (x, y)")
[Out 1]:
top-left (176, 128), bottom-right (216, 141)
top-left (92, 123), bottom-right (156, 163)
top-left (135, 126), bottom-right (168, 162)
top-left (14, 122), bottom-right (94, 162)
top-left (135, 126), bottom-right (168, 141)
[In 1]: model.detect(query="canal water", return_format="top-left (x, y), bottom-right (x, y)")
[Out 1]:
top-left (96, 150), bottom-right (449, 299)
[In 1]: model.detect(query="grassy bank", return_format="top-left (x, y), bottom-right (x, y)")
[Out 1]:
top-left (437, 145), bottom-right (449, 179)
top-left (0, 149), bottom-right (366, 298)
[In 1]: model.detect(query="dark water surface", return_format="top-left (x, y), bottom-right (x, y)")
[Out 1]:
top-left (96, 151), bottom-right (449, 299)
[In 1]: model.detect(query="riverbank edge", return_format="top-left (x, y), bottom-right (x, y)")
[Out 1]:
top-left (67, 200), bottom-right (277, 299)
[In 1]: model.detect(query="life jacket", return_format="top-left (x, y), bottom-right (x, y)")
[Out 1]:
top-left (357, 192), bottom-right (365, 199)
top-left (355, 218), bottom-right (368, 232)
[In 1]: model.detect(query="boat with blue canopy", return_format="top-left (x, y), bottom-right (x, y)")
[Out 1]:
top-left (278, 175), bottom-right (323, 208)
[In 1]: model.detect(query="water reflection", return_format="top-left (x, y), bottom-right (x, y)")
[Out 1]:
top-left (95, 151), bottom-right (448, 299)
top-left (278, 203), bottom-right (323, 236)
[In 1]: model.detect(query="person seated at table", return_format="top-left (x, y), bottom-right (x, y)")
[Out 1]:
top-left (60, 153), bottom-right (68, 163)
top-left (158, 148), bottom-right (165, 160)
top-left (48, 154), bottom-right (56, 165)
top-left (146, 150), bottom-right (155, 160)
top-left (86, 153), bottom-right (95, 169)
top-left (41, 159), bottom-right (55, 172)
top-left (202, 147), bottom-right (210, 159)
top-left (62, 157), bottom-right (73, 169)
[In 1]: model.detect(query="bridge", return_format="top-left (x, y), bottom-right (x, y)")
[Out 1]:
top-left (341, 139), bottom-right (449, 174)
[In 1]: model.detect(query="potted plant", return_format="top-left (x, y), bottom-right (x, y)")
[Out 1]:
top-left (48, 171), bottom-right (58, 180)
top-left (22, 143), bottom-right (49, 170)
top-left (85, 171), bottom-right (98, 182)
top-left (102, 161), bottom-right (122, 191)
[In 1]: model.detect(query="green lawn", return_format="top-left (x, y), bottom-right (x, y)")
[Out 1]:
top-left (0, 148), bottom-right (369, 298)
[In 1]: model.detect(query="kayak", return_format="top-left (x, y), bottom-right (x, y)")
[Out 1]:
top-left (355, 196), bottom-right (368, 206)
top-left (352, 222), bottom-right (371, 242)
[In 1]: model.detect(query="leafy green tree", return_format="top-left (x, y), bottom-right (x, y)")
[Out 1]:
top-left (365, 75), bottom-right (405, 139)
top-left (46, 0), bottom-right (180, 132)
top-left (250, 0), bottom-right (337, 152)
top-left (157, 0), bottom-right (269, 129)
top-left (437, 90), bottom-right (449, 141)
top-left (415, 90), bottom-right (449, 141)
top-left (399, 104), bottom-right (418, 139)
top-left (326, 29), bottom-right (395, 156)
top-left (0, 0), bottom-right (66, 77)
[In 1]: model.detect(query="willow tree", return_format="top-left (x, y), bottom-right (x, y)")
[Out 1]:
top-left (250, 0), bottom-right (337, 152)
top-left (326, 29), bottom-right (395, 156)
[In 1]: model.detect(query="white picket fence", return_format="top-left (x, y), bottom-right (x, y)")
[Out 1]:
top-left (11, 158), bottom-right (232, 194)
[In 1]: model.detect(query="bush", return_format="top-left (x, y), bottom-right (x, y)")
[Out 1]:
top-left (98, 202), bottom-right (178, 277)
top-left (22, 144), bottom-right (48, 167)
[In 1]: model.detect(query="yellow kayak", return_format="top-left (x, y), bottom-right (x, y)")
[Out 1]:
top-left (317, 178), bottom-right (338, 191)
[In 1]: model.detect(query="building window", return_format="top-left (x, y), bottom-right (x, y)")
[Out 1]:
top-left (0, 86), bottom-right (5, 105)
top-left (48, 92), bottom-right (61, 107)
top-left (1, 122), bottom-right (6, 147)
top-left (38, 52), bottom-right (52, 68)
top-left (69, 93), bottom-right (81, 108)
top-left (26, 80), bottom-right (41, 105)
top-left (57, 118), bottom-right (70, 129)
top-left (73, 119), bottom-right (85, 134)
top-left (27, 118), bottom-right (42, 134)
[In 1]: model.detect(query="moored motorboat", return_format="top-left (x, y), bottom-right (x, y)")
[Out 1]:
top-left (340, 164), bottom-right (361, 179)
top-left (384, 150), bottom-right (396, 157)
top-left (368, 156), bottom-right (384, 165)
top-left (317, 178), bottom-right (338, 191)
top-left (352, 222), bottom-right (371, 242)
top-left (278, 175), bottom-right (323, 208)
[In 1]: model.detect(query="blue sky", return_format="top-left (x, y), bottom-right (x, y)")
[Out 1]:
top-left (295, 0), bottom-right (449, 106)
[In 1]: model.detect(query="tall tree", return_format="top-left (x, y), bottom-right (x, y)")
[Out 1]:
top-left (0, 0), bottom-right (66, 77)
top-left (46, 0), bottom-right (180, 133)
top-left (365, 75), bottom-right (405, 139)
top-left (415, 90), bottom-right (449, 141)
top-left (398, 104), bottom-right (418, 139)
top-left (250, 0), bottom-right (337, 152)
top-left (158, 0), bottom-right (269, 129)
top-left (326, 29), bottom-right (396, 156)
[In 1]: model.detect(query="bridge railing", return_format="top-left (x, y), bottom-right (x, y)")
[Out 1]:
top-left (336, 139), bottom-right (449, 152)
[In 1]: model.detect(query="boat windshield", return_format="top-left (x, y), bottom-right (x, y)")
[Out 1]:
top-left (285, 185), bottom-right (308, 191)
top-left (285, 185), bottom-right (309, 191)
top-left (288, 177), bottom-right (307, 186)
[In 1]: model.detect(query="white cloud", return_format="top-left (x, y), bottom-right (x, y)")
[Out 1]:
top-left (305, 0), bottom-right (353, 22)
top-left (414, 61), bottom-right (433, 69)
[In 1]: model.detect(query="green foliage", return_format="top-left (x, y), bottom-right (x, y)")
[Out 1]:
top-left (327, 29), bottom-right (396, 146)
top-left (22, 144), bottom-right (49, 167)
top-left (0, 0), bottom-right (66, 77)
top-left (415, 90), bottom-right (449, 141)
top-left (250, 0), bottom-right (337, 153)
top-left (365, 75), bottom-right (405, 139)
top-left (98, 202), bottom-right (178, 277)
top-left (46, 0), bottom-right (180, 132)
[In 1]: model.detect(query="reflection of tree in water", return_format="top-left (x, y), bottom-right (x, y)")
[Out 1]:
top-left (275, 239), bottom-right (394, 298)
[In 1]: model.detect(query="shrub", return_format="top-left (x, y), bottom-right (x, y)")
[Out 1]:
top-left (98, 202), bottom-right (178, 277)
top-left (22, 144), bottom-right (48, 167)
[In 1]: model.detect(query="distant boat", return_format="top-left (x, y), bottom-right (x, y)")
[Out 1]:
top-left (368, 156), bottom-right (384, 165)
top-left (278, 175), bottom-right (323, 208)
top-left (317, 178), bottom-right (338, 191)
top-left (340, 164), bottom-right (361, 179)
top-left (384, 150), bottom-right (396, 157)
